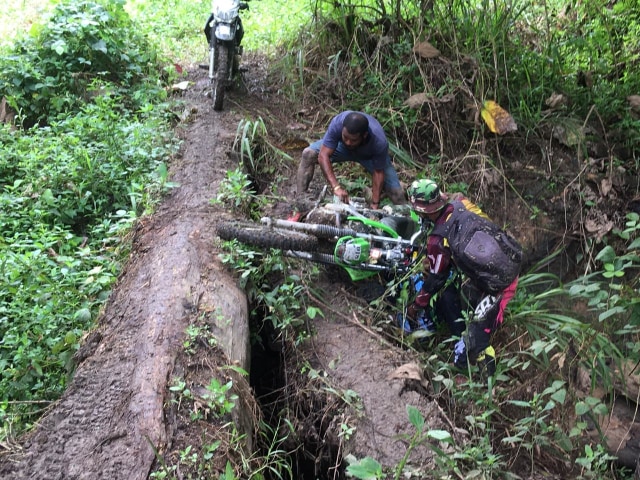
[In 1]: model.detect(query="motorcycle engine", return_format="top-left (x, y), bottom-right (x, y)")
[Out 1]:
top-left (334, 237), bottom-right (371, 266)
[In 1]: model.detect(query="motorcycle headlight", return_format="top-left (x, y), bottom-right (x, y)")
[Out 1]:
top-left (216, 24), bottom-right (233, 39)
top-left (213, 0), bottom-right (240, 22)
top-left (335, 237), bottom-right (370, 266)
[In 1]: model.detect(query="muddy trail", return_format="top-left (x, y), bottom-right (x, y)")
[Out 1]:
top-left (0, 59), bottom-right (442, 479)
top-left (0, 65), bottom-right (255, 478)
top-left (0, 59), bottom-right (639, 480)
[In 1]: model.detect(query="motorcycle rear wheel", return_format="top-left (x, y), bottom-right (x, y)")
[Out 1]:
top-left (217, 221), bottom-right (319, 251)
top-left (212, 43), bottom-right (229, 111)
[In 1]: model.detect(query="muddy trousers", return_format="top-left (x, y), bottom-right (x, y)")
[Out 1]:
top-left (296, 142), bottom-right (406, 204)
top-left (453, 277), bottom-right (518, 378)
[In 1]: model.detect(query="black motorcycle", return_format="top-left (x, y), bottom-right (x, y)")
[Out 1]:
top-left (203, 0), bottom-right (248, 111)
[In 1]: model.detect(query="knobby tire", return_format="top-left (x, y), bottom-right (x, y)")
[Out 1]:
top-left (217, 221), bottom-right (319, 251)
top-left (212, 43), bottom-right (229, 111)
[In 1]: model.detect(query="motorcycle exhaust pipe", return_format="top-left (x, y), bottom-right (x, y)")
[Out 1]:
top-left (260, 217), bottom-right (414, 246)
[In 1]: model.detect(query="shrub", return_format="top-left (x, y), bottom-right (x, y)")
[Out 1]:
top-left (0, 0), bottom-right (162, 127)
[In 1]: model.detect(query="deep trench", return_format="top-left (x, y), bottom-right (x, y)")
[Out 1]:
top-left (240, 173), bottom-right (345, 479)
top-left (249, 313), bottom-right (345, 480)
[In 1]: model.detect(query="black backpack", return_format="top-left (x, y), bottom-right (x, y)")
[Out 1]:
top-left (431, 201), bottom-right (522, 294)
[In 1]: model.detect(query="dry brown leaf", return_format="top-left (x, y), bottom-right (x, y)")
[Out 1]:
top-left (627, 95), bottom-right (640, 113)
top-left (552, 122), bottom-right (584, 147)
top-left (438, 93), bottom-right (455, 103)
top-left (480, 100), bottom-right (517, 134)
top-left (404, 92), bottom-right (429, 109)
top-left (0, 97), bottom-right (16, 125)
top-left (584, 216), bottom-right (614, 239)
top-left (553, 351), bottom-right (565, 370)
top-left (387, 362), bottom-right (429, 389)
top-left (600, 177), bottom-right (613, 197)
top-left (405, 93), bottom-right (455, 109)
top-left (576, 366), bottom-right (592, 395)
top-left (545, 92), bottom-right (568, 109)
top-left (482, 168), bottom-right (501, 187)
top-left (286, 122), bottom-right (307, 131)
top-left (412, 41), bottom-right (440, 59)
top-left (612, 360), bottom-right (640, 400)
top-left (171, 81), bottom-right (190, 91)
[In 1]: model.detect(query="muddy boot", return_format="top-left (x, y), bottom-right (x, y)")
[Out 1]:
top-left (386, 186), bottom-right (406, 205)
top-left (296, 147), bottom-right (318, 195)
top-left (476, 346), bottom-right (496, 380)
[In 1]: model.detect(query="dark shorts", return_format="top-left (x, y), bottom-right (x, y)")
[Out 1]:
top-left (309, 140), bottom-right (402, 190)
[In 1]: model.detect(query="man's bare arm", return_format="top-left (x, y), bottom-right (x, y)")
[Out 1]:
top-left (371, 169), bottom-right (384, 207)
top-left (317, 145), bottom-right (338, 188)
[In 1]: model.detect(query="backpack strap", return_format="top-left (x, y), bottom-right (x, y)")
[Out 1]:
top-left (429, 200), bottom-right (465, 240)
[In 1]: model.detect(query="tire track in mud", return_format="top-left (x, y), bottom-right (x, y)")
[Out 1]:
top-left (0, 70), bottom-right (250, 480)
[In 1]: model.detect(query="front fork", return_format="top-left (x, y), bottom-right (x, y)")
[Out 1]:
top-left (208, 22), bottom-right (237, 82)
top-left (208, 39), bottom-right (216, 82)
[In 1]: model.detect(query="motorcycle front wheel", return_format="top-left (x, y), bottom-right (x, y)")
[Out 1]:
top-left (217, 221), bottom-right (319, 251)
top-left (212, 43), bottom-right (229, 111)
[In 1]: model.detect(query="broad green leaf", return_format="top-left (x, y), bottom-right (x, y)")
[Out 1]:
top-left (595, 245), bottom-right (616, 263)
top-left (64, 331), bottom-right (77, 344)
top-left (407, 405), bottom-right (425, 432)
top-left (575, 401), bottom-right (590, 415)
top-left (32, 360), bottom-right (43, 376)
top-left (427, 429), bottom-right (453, 442)
top-left (598, 306), bottom-right (626, 322)
top-left (345, 457), bottom-right (383, 480)
top-left (74, 308), bottom-right (92, 322)
top-left (629, 238), bottom-right (640, 250)
top-left (550, 388), bottom-right (567, 405)
top-left (91, 39), bottom-right (107, 53)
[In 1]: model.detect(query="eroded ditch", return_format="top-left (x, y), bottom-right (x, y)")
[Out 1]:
top-left (249, 308), bottom-right (347, 480)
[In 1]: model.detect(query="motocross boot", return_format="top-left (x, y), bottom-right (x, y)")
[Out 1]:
top-left (386, 186), bottom-right (407, 205)
top-left (476, 346), bottom-right (496, 379)
top-left (296, 147), bottom-right (318, 195)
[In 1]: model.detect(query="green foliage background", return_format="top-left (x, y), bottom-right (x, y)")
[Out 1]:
top-left (0, 0), bottom-right (178, 434)
top-left (0, 0), bottom-right (639, 478)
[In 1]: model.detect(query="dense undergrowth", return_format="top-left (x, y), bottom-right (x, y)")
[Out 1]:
top-left (219, 0), bottom-right (640, 478)
top-left (1, 0), bottom-right (639, 479)
top-left (219, 157), bottom-right (640, 480)
top-left (0, 0), bottom-right (179, 436)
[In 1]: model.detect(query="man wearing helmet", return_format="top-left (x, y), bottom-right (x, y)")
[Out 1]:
top-left (296, 111), bottom-right (406, 209)
top-left (404, 179), bottom-right (520, 379)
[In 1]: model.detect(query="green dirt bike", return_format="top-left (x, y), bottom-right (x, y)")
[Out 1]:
top-left (216, 192), bottom-right (426, 282)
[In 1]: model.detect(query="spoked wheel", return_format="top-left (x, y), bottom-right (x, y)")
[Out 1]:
top-left (217, 221), bottom-right (319, 251)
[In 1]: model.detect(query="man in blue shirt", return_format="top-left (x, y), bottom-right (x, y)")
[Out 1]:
top-left (296, 111), bottom-right (405, 208)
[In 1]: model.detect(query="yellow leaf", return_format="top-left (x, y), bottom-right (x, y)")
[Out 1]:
top-left (480, 100), bottom-right (517, 134)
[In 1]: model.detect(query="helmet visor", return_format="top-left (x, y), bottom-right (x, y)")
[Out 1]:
top-left (412, 195), bottom-right (446, 214)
